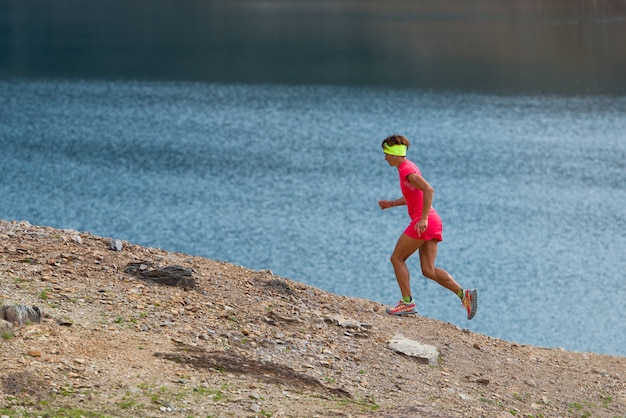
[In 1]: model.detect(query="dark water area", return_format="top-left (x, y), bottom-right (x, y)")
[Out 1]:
top-left (1, 0), bottom-right (626, 93)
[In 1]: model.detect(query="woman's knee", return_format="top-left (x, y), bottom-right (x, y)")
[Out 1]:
top-left (421, 265), bottom-right (437, 279)
top-left (390, 253), bottom-right (405, 266)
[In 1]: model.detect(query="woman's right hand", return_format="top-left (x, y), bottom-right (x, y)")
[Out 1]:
top-left (378, 200), bottom-right (393, 210)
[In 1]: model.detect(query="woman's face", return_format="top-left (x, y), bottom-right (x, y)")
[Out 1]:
top-left (384, 152), bottom-right (401, 167)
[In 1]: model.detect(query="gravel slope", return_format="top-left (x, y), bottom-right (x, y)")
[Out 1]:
top-left (1, 220), bottom-right (624, 417)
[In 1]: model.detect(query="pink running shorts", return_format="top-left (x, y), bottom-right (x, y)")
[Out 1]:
top-left (403, 209), bottom-right (443, 241)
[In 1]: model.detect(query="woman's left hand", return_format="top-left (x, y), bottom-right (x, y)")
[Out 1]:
top-left (415, 218), bottom-right (428, 234)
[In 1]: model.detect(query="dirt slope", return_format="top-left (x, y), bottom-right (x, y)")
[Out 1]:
top-left (1, 220), bottom-right (624, 417)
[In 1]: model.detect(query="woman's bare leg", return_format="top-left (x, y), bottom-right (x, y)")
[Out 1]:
top-left (390, 234), bottom-right (424, 299)
top-left (418, 240), bottom-right (462, 294)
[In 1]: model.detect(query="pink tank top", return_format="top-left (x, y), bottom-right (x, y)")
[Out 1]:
top-left (398, 160), bottom-right (434, 221)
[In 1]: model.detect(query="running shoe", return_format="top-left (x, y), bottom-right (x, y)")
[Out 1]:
top-left (386, 299), bottom-right (416, 316)
top-left (462, 289), bottom-right (478, 320)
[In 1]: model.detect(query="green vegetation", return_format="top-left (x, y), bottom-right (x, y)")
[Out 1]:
top-left (334, 396), bottom-right (380, 413)
top-left (0, 380), bottom-right (237, 417)
top-left (58, 384), bottom-right (74, 396)
top-left (600, 393), bottom-right (613, 408)
top-left (567, 400), bottom-right (594, 417)
top-left (117, 392), bottom-right (139, 409)
top-left (513, 392), bottom-right (528, 402)
top-left (0, 406), bottom-right (109, 417)
top-left (39, 288), bottom-right (50, 301)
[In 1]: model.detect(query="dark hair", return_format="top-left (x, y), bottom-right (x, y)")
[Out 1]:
top-left (381, 134), bottom-right (411, 149)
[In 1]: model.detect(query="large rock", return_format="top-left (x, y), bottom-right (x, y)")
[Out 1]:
top-left (108, 238), bottom-right (124, 251)
top-left (387, 334), bottom-right (439, 365)
top-left (1, 305), bottom-right (41, 326)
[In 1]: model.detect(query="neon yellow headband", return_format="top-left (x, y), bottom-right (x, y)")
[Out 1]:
top-left (383, 143), bottom-right (407, 157)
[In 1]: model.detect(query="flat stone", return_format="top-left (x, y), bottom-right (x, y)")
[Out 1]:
top-left (326, 314), bottom-right (368, 330)
top-left (387, 334), bottom-right (439, 365)
top-left (27, 349), bottom-right (42, 357)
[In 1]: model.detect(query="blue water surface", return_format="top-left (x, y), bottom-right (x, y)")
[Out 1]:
top-left (1, 79), bottom-right (625, 356)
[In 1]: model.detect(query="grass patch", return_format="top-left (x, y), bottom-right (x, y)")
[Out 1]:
top-left (0, 406), bottom-right (108, 417)
top-left (39, 289), bottom-right (50, 301)
top-left (511, 392), bottom-right (534, 404)
top-left (190, 385), bottom-right (230, 402)
top-left (211, 390), bottom-right (225, 402)
top-left (600, 393), bottom-right (613, 408)
top-left (117, 392), bottom-right (140, 409)
top-left (567, 400), bottom-right (595, 418)
top-left (335, 397), bottom-right (380, 413)
top-left (59, 384), bottom-right (74, 396)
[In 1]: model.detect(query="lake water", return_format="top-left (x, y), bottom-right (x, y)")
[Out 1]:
top-left (1, 79), bottom-right (625, 356)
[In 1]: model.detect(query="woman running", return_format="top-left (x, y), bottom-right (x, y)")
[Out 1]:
top-left (378, 134), bottom-right (477, 319)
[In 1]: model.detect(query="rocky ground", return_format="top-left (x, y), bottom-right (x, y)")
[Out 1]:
top-left (0, 220), bottom-right (625, 418)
